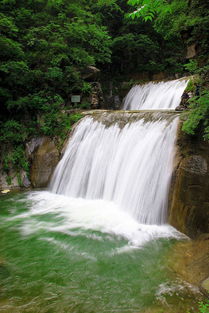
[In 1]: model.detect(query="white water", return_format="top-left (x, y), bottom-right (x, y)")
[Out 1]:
top-left (50, 114), bottom-right (178, 225)
top-left (123, 78), bottom-right (188, 110)
top-left (16, 191), bottom-right (186, 248)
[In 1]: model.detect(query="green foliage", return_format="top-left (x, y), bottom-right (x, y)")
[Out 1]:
top-left (185, 76), bottom-right (203, 92)
top-left (0, 0), bottom-right (111, 118)
top-left (39, 112), bottom-right (83, 139)
top-left (79, 102), bottom-right (91, 110)
top-left (127, 0), bottom-right (172, 21)
top-left (0, 120), bottom-right (28, 144)
top-left (188, 301), bottom-right (209, 313)
top-left (184, 60), bottom-right (198, 74)
top-left (2, 145), bottom-right (29, 174)
top-left (96, 0), bottom-right (185, 76)
top-left (0, 111), bottom-right (83, 174)
top-left (0, 0), bottom-right (96, 173)
top-left (81, 82), bottom-right (92, 95)
top-left (182, 90), bottom-right (209, 140)
top-left (197, 301), bottom-right (209, 313)
top-left (6, 175), bottom-right (12, 186)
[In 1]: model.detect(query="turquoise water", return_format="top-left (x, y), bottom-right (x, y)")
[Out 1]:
top-left (0, 192), bottom-right (199, 313)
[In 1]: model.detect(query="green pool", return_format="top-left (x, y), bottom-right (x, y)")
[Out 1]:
top-left (0, 191), bottom-right (200, 313)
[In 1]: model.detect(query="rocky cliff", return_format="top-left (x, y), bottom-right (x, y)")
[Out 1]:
top-left (169, 122), bottom-right (209, 238)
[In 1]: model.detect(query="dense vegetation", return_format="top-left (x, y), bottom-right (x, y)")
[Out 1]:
top-left (0, 0), bottom-right (209, 176)
top-left (0, 0), bottom-right (112, 174)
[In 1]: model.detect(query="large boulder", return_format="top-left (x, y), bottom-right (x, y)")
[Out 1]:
top-left (29, 137), bottom-right (59, 188)
top-left (168, 124), bottom-right (209, 238)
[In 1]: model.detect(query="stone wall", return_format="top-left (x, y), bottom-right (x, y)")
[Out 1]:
top-left (168, 123), bottom-right (209, 238)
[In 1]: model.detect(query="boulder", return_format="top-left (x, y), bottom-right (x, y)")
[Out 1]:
top-left (30, 137), bottom-right (59, 188)
top-left (81, 66), bottom-right (100, 80)
top-left (200, 277), bottom-right (209, 298)
top-left (168, 124), bottom-right (209, 238)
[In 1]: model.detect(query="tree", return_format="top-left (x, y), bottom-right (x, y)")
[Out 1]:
top-left (127, 0), bottom-right (172, 21)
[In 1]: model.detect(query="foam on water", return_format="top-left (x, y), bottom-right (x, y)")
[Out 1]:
top-left (12, 191), bottom-right (187, 247)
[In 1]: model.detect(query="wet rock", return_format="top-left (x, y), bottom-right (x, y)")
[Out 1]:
top-left (168, 238), bottom-right (209, 300)
top-left (168, 124), bottom-right (209, 238)
top-left (30, 137), bottom-right (59, 188)
top-left (200, 278), bottom-right (209, 298)
top-left (180, 155), bottom-right (207, 175)
top-left (175, 105), bottom-right (187, 111)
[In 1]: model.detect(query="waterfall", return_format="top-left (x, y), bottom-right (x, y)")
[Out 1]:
top-left (49, 79), bottom-right (189, 228)
top-left (50, 112), bottom-right (179, 225)
top-left (123, 78), bottom-right (188, 110)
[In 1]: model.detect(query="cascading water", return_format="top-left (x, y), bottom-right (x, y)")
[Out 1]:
top-left (50, 113), bottom-right (178, 225)
top-left (47, 78), bottom-right (189, 242)
top-left (123, 78), bottom-right (188, 110)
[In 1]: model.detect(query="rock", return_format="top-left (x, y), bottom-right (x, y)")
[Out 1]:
top-left (167, 239), bottom-right (209, 299)
top-left (186, 44), bottom-right (197, 59)
top-left (0, 136), bottom-right (60, 191)
top-left (105, 95), bottom-right (121, 110)
top-left (30, 137), bottom-right (59, 188)
top-left (81, 66), bottom-right (100, 80)
top-left (90, 82), bottom-right (104, 109)
top-left (152, 72), bottom-right (167, 81)
top-left (0, 168), bottom-right (30, 191)
top-left (22, 175), bottom-right (31, 188)
top-left (200, 278), bottom-right (209, 298)
top-left (168, 124), bottom-right (209, 238)
top-left (181, 155), bottom-right (207, 175)
top-left (26, 137), bottom-right (44, 158)
top-left (175, 105), bottom-right (187, 111)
